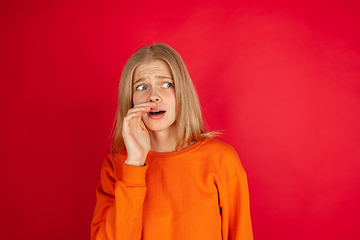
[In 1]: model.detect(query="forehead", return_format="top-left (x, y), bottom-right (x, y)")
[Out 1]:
top-left (133, 60), bottom-right (172, 81)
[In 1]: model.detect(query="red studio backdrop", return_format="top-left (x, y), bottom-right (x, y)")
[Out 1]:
top-left (1, 0), bottom-right (359, 239)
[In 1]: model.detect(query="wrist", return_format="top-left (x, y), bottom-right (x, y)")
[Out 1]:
top-left (124, 157), bottom-right (146, 166)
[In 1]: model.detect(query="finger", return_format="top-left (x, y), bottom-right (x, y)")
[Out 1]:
top-left (132, 112), bottom-right (143, 129)
top-left (127, 106), bottom-right (151, 115)
top-left (123, 111), bottom-right (142, 126)
top-left (124, 110), bottom-right (146, 130)
top-left (127, 102), bottom-right (158, 116)
top-left (124, 111), bottom-right (147, 133)
top-left (131, 102), bottom-right (158, 111)
top-left (133, 102), bottom-right (157, 109)
top-left (123, 114), bottom-right (142, 137)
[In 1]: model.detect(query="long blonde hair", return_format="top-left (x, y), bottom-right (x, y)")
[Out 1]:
top-left (111, 43), bottom-right (216, 153)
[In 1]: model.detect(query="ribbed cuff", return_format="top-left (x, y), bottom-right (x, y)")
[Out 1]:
top-left (122, 162), bottom-right (148, 187)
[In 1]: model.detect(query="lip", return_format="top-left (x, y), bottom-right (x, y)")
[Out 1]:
top-left (147, 108), bottom-right (166, 120)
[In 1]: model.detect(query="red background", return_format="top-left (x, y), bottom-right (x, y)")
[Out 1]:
top-left (1, 0), bottom-right (359, 239)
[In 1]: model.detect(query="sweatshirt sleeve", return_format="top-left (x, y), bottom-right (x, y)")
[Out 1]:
top-left (91, 154), bottom-right (148, 240)
top-left (219, 148), bottom-right (253, 240)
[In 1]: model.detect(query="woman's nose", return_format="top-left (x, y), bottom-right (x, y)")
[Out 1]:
top-left (149, 88), bottom-right (161, 102)
top-left (150, 97), bottom-right (160, 102)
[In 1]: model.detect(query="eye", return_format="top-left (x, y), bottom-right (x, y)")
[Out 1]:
top-left (135, 85), bottom-right (147, 91)
top-left (162, 82), bottom-right (173, 88)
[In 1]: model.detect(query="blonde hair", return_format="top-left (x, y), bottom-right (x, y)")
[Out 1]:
top-left (111, 43), bottom-right (217, 153)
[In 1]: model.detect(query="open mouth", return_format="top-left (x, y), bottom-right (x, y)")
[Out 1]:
top-left (149, 110), bottom-right (166, 116)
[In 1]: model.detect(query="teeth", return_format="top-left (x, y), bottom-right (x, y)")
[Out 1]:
top-left (149, 110), bottom-right (165, 116)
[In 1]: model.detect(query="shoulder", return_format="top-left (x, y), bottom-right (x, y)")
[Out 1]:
top-left (100, 152), bottom-right (127, 180)
top-left (200, 138), bottom-right (239, 157)
top-left (198, 138), bottom-right (247, 178)
top-left (101, 152), bottom-right (126, 168)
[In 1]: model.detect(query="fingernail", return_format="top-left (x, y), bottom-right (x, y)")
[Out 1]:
top-left (145, 106), bottom-right (150, 109)
top-left (151, 102), bottom-right (157, 105)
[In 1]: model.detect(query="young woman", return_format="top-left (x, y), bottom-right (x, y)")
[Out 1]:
top-left (91, 43), bottom-right (253, 240)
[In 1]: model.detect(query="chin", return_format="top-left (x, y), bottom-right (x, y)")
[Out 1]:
top-left (146, 125), bottom-right (171, 133)
top-left (144, 121), bottom-right (176, 134)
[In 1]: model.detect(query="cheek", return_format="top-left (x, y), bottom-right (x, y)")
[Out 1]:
top-left (163, 89), bottom-right (176, 100)
top-left (132, 92), bottom-right (147, 105)
top-left (166, 92), bottom-right (176, 113)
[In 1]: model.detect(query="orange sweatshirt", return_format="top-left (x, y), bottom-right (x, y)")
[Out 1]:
top-left (91, 138), bottom-right (253, 240)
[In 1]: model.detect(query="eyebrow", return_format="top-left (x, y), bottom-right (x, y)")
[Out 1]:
top-left (133, 75), bottom-right (174, 85)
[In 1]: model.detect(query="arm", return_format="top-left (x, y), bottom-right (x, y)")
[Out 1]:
top-left (91, 102), bottom-right (156, 239)
top-left (223, 172), bottom-right (253, 240)
top-left (91, 155), bottom-right (148, 240)
top-left (219, 149), bottom-right (253, 240)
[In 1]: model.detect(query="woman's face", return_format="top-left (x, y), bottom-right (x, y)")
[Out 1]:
top-left (132, 60), bottom-right (176, 134)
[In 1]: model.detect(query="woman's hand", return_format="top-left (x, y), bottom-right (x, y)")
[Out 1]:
top-left (122, 102), bottom-right (157, 166)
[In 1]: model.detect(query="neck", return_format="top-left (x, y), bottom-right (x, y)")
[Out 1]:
top-left (149, 129), bottom-right (177, 153)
